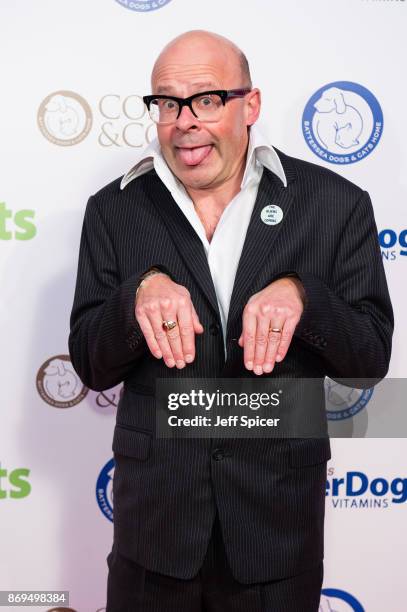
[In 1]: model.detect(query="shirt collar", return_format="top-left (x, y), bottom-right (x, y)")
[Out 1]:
top-left (120, 123), bottom-right (287, 191)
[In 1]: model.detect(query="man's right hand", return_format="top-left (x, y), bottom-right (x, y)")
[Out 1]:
top-left (134, 273), bottom-right (204, 368)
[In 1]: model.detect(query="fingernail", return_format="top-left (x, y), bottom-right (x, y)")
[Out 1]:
top-left (275, 355), bottom-right (282, 362)
top-left (263, 363), bottom-right (272, 372)
top-left (185, 354), bottom-right (193, 363)
top-left (246, 361), bottom-right (253, 370)
top-left (176, 360), bottom-right (185, 368)
top-left (254, 366), bottom-right (262, 375)
top-left (167, 359), bottom-right (175, 367)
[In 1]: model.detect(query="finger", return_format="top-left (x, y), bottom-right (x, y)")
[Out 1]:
top-left (191, 303), bottom-right (204, 334)
top-left (160, 298), bottom-right (185, 368)
top-left (147, 305), bottom-right (177, 368)
top-left (176, 299), bottom-right (197, 364)
top-left (241, 305), bottom-right (257, 370)
top-left (252, 311), bottom-right (271, 375)
top-left (275, 318), bottom-right (298, 363)
top-left (135, 309), bottom-right (162, 359)
top-left (263, 319), bottom-right (285, 373)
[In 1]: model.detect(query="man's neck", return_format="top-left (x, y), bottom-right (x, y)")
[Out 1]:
top-left (183, 160), bottom-right (247, 243)
top-left (185, 163), bottom-right (245, 213)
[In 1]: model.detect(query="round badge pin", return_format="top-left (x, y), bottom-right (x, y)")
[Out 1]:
top-left (261, 205), bottom-right (283, 225)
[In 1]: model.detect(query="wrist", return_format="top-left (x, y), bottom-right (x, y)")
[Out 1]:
top-left (135, 268), bottom-right (169, 300)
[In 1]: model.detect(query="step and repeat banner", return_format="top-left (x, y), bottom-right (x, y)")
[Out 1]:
top-left (1, 1), bottom-right (406, 611)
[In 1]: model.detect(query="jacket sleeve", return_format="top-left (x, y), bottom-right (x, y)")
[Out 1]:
top-left (68, 194), bottom-right (172, 392)
top-left (293, 190), bottom-right (393, 387)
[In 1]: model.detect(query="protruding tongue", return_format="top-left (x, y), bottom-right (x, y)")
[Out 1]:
top-left (177, 145), bottom-right (212, 166)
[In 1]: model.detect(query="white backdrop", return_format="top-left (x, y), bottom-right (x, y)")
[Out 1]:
top-left (1, 1), bottom-right (406, 611)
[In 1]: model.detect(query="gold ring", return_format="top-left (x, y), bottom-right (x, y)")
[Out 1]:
top-left (162, 320), bottom-right (177, 331)
top-left (269, 327), bottom-right (282, 333)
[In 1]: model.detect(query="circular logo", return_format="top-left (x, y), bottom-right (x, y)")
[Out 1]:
top-left (260, 205), bottom-right (283, 225)
top-left (96, 459), bottom-right (115, 522)
top-left (36, 355), bottom-right (88, 408)
top-left (320, 588), bottom-right (364, 611)
top-left (302, 81), bottom-right (383, 164)
top-left (325, 379), bottom-right (373, 420)
top-left (114, 0), bottom-right (173, 11)
top-left (38, 91), bottom-right (92, 146)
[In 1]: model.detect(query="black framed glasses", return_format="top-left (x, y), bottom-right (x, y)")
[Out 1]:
top-left (143, 89), bottom-right (251, 125)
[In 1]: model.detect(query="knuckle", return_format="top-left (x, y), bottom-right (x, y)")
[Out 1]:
top-left (246, 303), bottom-right (258, 316)
top-left (255, 334), bottom-right (268, 345)
top-left (167, 331), bottom-right (180, 341)
top-left (273, 306), bottom-right (284, 316)
top-left (145, 301), bottom-right (158, 313)
top-left (160, 297), bottom-right (172, 309)
top-left (135, 305), bottom-right (144, 318)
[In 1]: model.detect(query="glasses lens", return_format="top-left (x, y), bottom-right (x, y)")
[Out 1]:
top-left (191, 93), bottom-right (223, 121)
top-left (149, 98), bottom-right (180, 124)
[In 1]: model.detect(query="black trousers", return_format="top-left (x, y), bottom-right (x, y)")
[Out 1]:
top-left (106, 512), bottom-right (323, 612)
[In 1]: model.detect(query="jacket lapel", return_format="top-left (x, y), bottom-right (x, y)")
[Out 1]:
top-left (144, 172), bottom-right (221, 319)
top-left (226, 162), bottom-right (296, 339)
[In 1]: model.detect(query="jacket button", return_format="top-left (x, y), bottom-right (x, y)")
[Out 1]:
top-left (209, 323), bottom-right (220, 336)
top-left (212, 448), bottom-right (225, 461)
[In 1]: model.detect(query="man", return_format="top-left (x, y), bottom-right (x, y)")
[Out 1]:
top-left (68, 31), bottom-right (393, 611)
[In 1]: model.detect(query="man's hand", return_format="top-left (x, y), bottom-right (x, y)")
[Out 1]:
top-left (238, 277), bottom-right (305, 375)
top-left (135, 273), bottom-right (204, 368)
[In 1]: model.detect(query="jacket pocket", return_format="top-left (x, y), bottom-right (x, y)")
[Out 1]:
top-left (112, 424), bottom-right (152, 461)
top-left (289, 437), bottom-right (331, 468)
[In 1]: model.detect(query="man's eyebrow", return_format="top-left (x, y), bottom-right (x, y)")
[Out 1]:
top-left (154, 82), bottom-right (218, 95)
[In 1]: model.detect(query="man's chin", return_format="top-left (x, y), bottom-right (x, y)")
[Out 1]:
top-left (180, 173), bottom-right (215, 191)
top-left (171, 164), bottom-right (217, 189)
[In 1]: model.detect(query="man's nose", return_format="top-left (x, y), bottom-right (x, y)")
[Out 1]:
top-left (175, 104), bottom-right (199, 130)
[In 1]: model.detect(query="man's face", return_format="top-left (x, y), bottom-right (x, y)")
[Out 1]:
top-left (151, 39), bottom-right (260, 192)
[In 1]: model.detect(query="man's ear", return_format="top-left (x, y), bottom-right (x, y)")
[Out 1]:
top-left (245, 88), bottom-right (261, 126)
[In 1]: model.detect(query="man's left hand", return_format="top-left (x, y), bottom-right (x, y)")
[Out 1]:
top-left (238, 277), bottom-right (306, 375)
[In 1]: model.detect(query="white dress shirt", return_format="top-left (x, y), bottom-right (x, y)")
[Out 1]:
top-left (121, 124), bottom-right (287, 358)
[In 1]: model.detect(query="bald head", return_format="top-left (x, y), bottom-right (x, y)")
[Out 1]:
top-left (148, 30), bottom-right (261, 194)
top-left (151, 30), bottom-right (252, 91)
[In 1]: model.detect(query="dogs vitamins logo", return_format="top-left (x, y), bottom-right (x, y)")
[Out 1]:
top-left (302, 81), bottom-right (383, 164)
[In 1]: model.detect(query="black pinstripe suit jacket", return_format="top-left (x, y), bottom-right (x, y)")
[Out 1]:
top-left (68, 147), bottom-right (393, 583)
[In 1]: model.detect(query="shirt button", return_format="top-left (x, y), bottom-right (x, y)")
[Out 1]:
top-left (209, 323), bottom-right (220, 336)
top-left (212, 448), bottom-right (225, 461)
